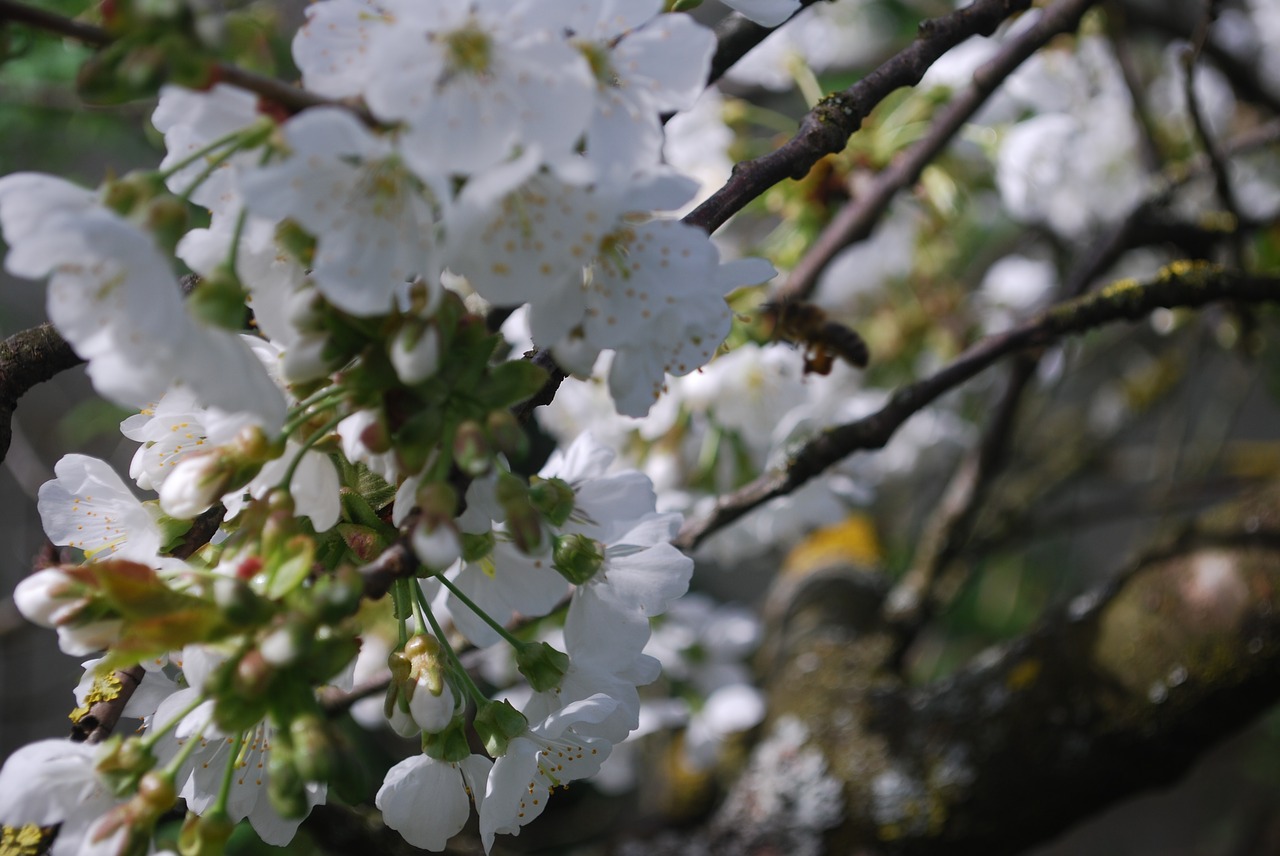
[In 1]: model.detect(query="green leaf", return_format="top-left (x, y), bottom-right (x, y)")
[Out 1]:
top-left (477, 360), bottom-right (549, 410)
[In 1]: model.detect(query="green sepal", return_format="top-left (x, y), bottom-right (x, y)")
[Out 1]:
top-left (473, 699), bottom-right (528, 758)
top-left (422, 717), bottom-right (472, 763)
top-left (263, 534), bottom-right (315, 600)
top-left (337, 522), bottom-right (390, 563)
top-left (516, 640), bottom-right (570, 693)
top-left (178, 809), bottom-right (235, 856)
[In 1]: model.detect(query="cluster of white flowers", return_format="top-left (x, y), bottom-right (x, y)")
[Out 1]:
top-left (4, 0), bottom-right (1280, 851)
top-left (0, 0), bottom-right (806, 852)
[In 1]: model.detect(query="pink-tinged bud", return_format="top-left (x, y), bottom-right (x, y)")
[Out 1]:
top-left (453, 421), bottom-right (492, 477)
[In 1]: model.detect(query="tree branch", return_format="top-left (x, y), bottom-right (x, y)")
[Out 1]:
top-left (722, 493), bottom-right (1280, 856)
top-left (0, 323), bottom-right (83, 465)
top-left (0, 0), bottom-right (375, 123)
top-left (779, 0), bottom-right (1098, 302)
top-left (706, 0), bottom-right (824, 86)
top-left (683, 0), bottom-right (1035, 236)
top-left (675, 264), bottom-right (1280, 552)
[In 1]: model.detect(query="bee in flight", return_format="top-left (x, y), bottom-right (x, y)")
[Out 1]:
top-left (759, 299), bottom-right (869, 376)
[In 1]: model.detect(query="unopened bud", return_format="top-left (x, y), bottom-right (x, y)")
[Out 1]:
top-left (289, 714), bottom-right (336, 782)
top-left (529, 477), bottom-right (576, 527)
top-left (552, 533), bottom-right (606, 585)
top-left (453, 421), bottom-right (491, 477)
top-left (267, 746), bottom-right (308, 819)
top-left (233, 649), bottom-right (274, 698)
top-left (390, 322), bottom-right (441, 384)
top-left (486, 410), bottom-right (527, 459)
top-left (276, 219), bottom-right (316, 267)
top-left (411, 521), bottom-right (461, 571)
top-left (144, 193), bottom-right (190, 254)
top-left (188, 264), bottom-right (248, 330)
top-left (178, 809), bottom-right (235, 856)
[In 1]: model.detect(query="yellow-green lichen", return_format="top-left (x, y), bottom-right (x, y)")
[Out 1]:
top-left (69, 669), bottom-right (123, 724)
top-left (1, 824), bottom-right (53, 856)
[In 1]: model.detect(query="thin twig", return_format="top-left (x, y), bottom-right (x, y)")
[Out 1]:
top-left (674, 264), bottom-right (1280, 552)
top-left (683, 0), bottom-right (1036, 235)
top-left (779, 0), bottom-right (1097, 302)
top-left (1181, 0), bottom-right (1245, 266)
top-left (0, 0), bottom-right (375, 124)
top-left (882, 354), bottom-right (1037, 640)
top-left (706, 0), bottom-right (824, 86)
top-left (1061, 118), bottom-right (1280, 297)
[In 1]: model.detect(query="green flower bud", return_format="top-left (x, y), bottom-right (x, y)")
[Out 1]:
top-left (136, 770), bottom-right (177, 813)
top-left (529, 477), bottom-right (576, 527)
top-left (417, 481), bottom-right (460, 525)
top-left (473, 699), bottom-right (528, 758)
top-left (486, 410), bottom-right (528, 459)
top-left (453, 420), bottom-right (492, 477)
top-left (404, 634), bottom-right (445, 696)
top-left (497, 473), bottom-right (543, 554)
top-left (95, 735), bottom-right (157, 797)
top-left (144, 193), bottom-right (190, 255)
top-left (289, 714), bottom-right (336, 782)
top-left (187, 264), bottom-right (249, 330)
top-left (275, 219), bottom-right (316, 267)
top-left (515, 640), bottom-right (570, 693)
top-left (179, 809), bottom-right (235, 856)
top-left (267, 745), bottom-right (309, 819)
top-left (552, 533), bottom-right (606, 585)
top-left (460, 530), bottom-right (495, 562)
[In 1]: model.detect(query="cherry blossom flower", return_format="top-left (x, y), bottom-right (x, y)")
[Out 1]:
top-left (239, 108), bottom-right (447, 316)
top-left (377, 754), bottom-right (492, 851)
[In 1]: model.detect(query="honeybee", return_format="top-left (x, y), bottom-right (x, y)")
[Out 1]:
top-left (759, 299), bottom-right (869, 376)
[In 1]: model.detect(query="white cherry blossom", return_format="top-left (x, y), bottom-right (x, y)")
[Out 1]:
top-left (377, 754), bottom-right (492, 851)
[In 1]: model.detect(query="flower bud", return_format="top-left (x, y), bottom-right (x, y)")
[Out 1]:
top-left (233, 649), bottom-right (274, 698)
top-left (178, 809), bottom-right (235, 856)
top-left (496, 473), bottom-right (543, 554)
top-left (416, 481), bottom-right (458, 525)
top-left (13, 567), bottom-right (84, 628)
top-left (453, 420), bottom-right (492, 477)
top-left (144, 193), bottom-right (190, 254)
top-left (529, 477), bottom-right (576, 528)
top-left (486, 410), bottom-right (528, 459)
top-left (289, 714), bottom-right (338, 782)
top-left (390, 322), bottom-right (441, 384)
top-left (552, 533), bottom-right (606, 585)
top-left (188, 264), bottom-right (249, 330)
top-left (267, 744), bottom-right (309, 819)
top-left (411, 521), bottom-right (461, 572)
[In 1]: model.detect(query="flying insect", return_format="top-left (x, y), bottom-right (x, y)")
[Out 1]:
top-left (759, 299), bottom-right (869, 376)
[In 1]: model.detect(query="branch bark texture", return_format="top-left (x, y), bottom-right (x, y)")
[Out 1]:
top-left (704, 491), bottom-right (1280, 855)
top-left (676, 264), bottom-right (1280, 551)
